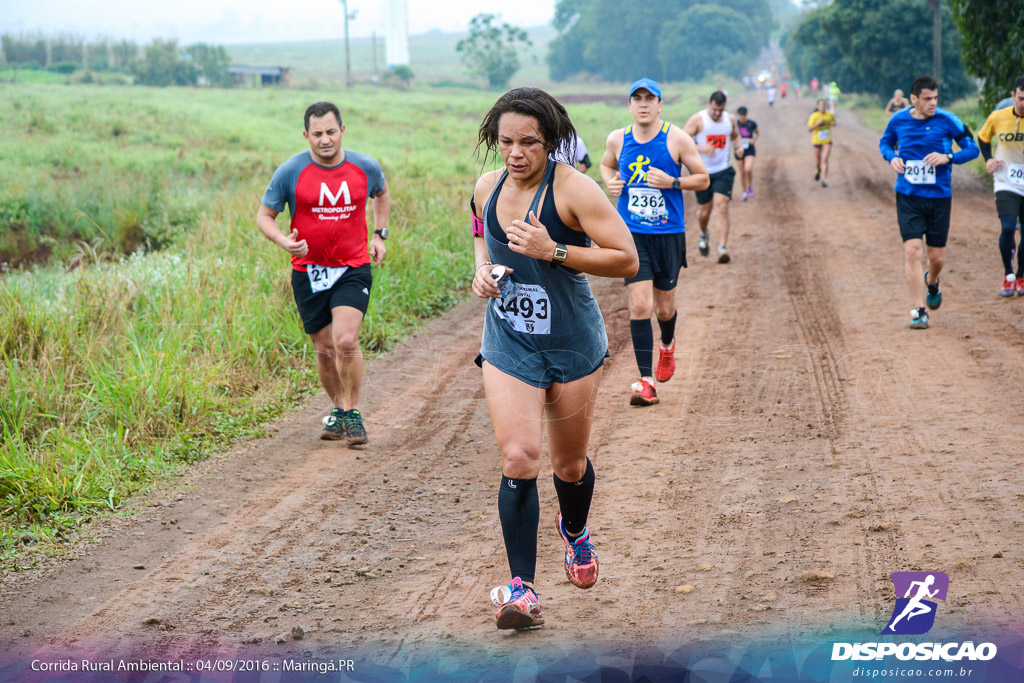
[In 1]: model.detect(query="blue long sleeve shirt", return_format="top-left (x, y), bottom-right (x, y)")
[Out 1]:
top-left (879, 107), bottom-right (979, 198)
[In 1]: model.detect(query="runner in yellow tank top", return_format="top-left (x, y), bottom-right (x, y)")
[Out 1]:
top-left (808, 99), bottom-right (836, 186)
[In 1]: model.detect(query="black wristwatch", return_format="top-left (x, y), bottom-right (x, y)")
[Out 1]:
top-left (671, 177), bottom-right (681, 190)
top-left (946, 153), bottom-right (954, 162)
top-left (374, 228), bottom-right (389, 240)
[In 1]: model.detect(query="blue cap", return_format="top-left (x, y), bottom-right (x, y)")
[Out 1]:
top-left (628, 78), bottom-right (662, 100)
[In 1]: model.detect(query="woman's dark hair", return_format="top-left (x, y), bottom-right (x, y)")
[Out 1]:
top-left (477, 87), bottom-right (577, 164)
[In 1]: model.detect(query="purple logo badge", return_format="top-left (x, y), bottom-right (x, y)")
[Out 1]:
top-left (881, 571), bottom-right (949, 635)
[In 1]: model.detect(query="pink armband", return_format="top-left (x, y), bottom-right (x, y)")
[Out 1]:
top-left (472, 213), bottom-right (485, 237)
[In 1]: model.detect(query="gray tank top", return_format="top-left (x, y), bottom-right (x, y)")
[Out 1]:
top-left (478, 161), bottom-right (608, 388)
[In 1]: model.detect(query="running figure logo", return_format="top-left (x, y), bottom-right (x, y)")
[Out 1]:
top-left (627, 154), bottom-right (651, 184)
top-left (881, 571), bottom-right (949, 635)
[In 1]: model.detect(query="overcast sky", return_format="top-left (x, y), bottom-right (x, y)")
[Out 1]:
top-left (1, 0), bottom-right (556, 44)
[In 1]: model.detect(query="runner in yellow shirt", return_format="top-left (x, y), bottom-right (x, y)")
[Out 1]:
top-left (978, 76), bottom-right (1024, 297)
top-left (808, 99), bottom-right (836, 187)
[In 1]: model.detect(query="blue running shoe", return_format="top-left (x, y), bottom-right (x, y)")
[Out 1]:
top-left (909, 307), bottom-right (929, 330)
top-left (924, 271), bottom-right (942, 310)
top-left (557, 513), bottom-right (599, 589)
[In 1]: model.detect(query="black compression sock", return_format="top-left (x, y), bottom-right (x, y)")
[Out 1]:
top-left (630, 319), bottom-right (654, 378)
top-left (497, 475), bottom-right (539, 584)
top-left (552, 459), bottom-right (596, 537)
top-left (657, 312), bottom-right (677, 346)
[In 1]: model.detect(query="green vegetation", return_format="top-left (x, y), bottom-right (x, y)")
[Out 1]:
top-left (226, 27), bottom-right (557, 87)
top-left (0, 78), bottom-right (734, 566)
top-left (1, 33), bottom-right (233, 88)
top-left (456, 14), bottom-right (532, 89)
top-left (783, 0), bottom-right (974, 101)
top-left (950, 0), bottom-right (1024, 112)
top-left (548, 0), bottom-right (774, 82)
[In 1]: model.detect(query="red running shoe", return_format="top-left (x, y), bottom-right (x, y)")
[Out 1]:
top-left (557, 514), bottom-right (599, 589)
top-left (655, 339), bottom-right (676, 382)
top-left (629, 377), bottom-right (659, 406)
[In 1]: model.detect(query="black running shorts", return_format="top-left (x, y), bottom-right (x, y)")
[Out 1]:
top-left (695, 166), bottom-right (736, 205)
top-left (624, 231), bottom-right (687, 290)
top-left (291, 263), bottom-right (373, 334)
top-left (995, 190), bottom-right (1024, 221)
top-left (896, 192), bottom-right (951, 247)
top-left (736, 144), bottom-right (756, 159)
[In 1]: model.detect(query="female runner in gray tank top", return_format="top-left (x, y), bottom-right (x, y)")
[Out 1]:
top-left (469, 87), bottom-right (638, 630)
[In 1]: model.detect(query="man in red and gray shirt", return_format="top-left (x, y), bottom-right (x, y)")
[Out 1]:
top-left (257, 101), bottom-right (391, 444)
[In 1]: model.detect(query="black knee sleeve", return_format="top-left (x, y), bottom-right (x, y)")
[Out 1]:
top-left (498, 475), bottom-right (539, 584)
top-left (657, 312), bottom-right (678, 346)
top-left (999, 214), bottom-right (1018, 276)
top-left (553, 458), bottom-right (596, 537)
top-left (630, 319), bottom-right (654, 378)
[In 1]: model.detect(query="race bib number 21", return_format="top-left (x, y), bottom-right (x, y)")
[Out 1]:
top-left (307, 264), bottom-right (349, 292)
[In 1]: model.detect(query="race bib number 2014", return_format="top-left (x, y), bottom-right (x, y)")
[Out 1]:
top-left (904, 160), bottom-right (936, 185)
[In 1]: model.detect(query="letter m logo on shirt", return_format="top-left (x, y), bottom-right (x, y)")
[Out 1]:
top-left (319, 181), bottom-right (352, 206)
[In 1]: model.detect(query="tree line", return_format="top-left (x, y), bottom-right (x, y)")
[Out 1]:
top-left (547, 0), bottom-right (777, 82)
top-left (1, 33), bottom-right (234, 87)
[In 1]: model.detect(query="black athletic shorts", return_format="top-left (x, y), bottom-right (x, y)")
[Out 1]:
top-left (995, 190), bottom-right (1024, 221)
top-left (736, 144), bottom-right (756, 159)
top-left (624, 231), bottom-right (687, 290)
top-left (695, 166), bottom-right (736, 205)
top-left (896, 192), bottom-right (951, 247)
top-left (291, 263), bottom-right (373, 334)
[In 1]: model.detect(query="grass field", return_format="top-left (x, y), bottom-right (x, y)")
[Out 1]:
top-left (0, 77), bottom-right (738, 567)
top-left (226, 25), bottom-right (558, 87)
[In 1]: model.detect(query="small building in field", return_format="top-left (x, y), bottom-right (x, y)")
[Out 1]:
top-left (228, 65), bottom-right (291, 86)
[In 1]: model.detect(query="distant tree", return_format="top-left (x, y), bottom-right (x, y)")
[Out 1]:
top-left (660, 5), bottom-right (757, 81)
top-left (950, 0), bottom-right (1024, 111)
top-left (391, 64), bottom-right (415, 86)
top-left (185, 43), bottom-right (232, 87)
top-left (548, 0), bottom-right (772, 82)
top-left (133, 39), bottom-right (196, 86)
top-left (1, 32), bottom-right (48, 66)
top-left (784, 0), bottom-right (972, 101)
top-left (85, 40), bottom-right (111, 71)
top-left (111, 40), bottom-right (139, 71)
top-left (50, 33), bottom-right (84, 64)
top-left (456, 13), bottom-right (532, 89)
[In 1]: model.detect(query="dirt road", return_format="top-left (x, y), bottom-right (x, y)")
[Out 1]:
top-left (3, 96), bottom-right (1022, 679)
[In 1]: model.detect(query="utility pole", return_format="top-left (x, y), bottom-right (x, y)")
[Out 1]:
top-left (930, 0), bottom-right (942, 83)
top-left (341, 0), bottom-right (352, 88)
top-left (372, 30), bottom-right (378, 84)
